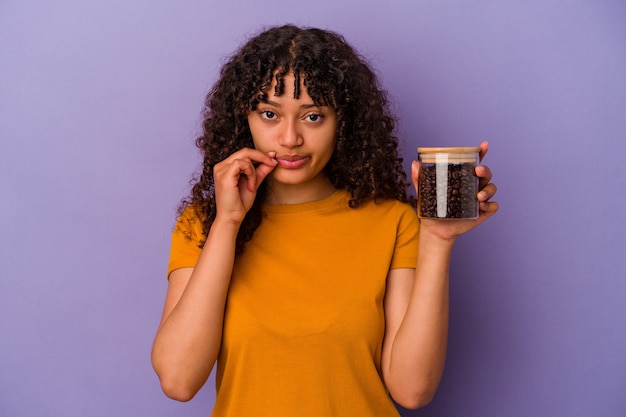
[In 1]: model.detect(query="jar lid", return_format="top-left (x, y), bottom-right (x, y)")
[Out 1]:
top-left (417, 146), bottom-right (481, 153)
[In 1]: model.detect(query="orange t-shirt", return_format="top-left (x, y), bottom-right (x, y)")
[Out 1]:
top-left (168, 190), bottom-right (419, 416)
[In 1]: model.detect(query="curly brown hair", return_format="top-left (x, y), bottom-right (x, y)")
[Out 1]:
top-left (180, 24), bottom-right (414, 254)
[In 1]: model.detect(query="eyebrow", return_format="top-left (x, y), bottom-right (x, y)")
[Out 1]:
top-left (259, 98), bottom-right (320, 109)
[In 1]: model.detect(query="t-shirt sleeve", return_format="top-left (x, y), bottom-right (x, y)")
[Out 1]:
top-left (390, 202), bottom-right (419, 270)
top-left (167, 206), bottom-right (204, 279)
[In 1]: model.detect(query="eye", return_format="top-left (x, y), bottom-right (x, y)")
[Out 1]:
top-left (260, 110), bottom-right (277, 120)
top-left (305, 113), bottom-right (323, 123)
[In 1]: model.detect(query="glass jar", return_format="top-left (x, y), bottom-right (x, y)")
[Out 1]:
top-left (417, 147), bottom-right (481, 220)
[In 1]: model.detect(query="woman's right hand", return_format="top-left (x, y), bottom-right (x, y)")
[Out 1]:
top-left (153, 148), bottom-right (276, 400)
top-left (213, 148), bottom-right (277, 225)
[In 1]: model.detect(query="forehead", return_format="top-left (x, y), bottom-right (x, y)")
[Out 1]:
top-left (268, 71), bottom-right (298, 91)
top-left (253, 68), bottom-right (331, 109)
top-left (265, 71), bottom-right (314, 102)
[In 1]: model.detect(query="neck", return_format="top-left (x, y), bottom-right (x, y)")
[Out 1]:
top-left (265, 177), bottom-right (336, 205)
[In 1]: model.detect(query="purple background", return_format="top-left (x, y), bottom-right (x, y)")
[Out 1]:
top-left (1, 1), bottom-right (625, 416)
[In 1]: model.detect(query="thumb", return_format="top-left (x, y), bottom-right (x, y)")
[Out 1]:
top-left (253, 160), bottom-right (277, 189)
top-left (411, 160), bottom-right (421, 189)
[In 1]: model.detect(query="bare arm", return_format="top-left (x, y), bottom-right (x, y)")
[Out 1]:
top-left (151, 219), bottom-right (240, 401)
top-left (151, 149), bottom-right (277, 401)
top-left (381, 235), bottom-right (451, 409)
top-left (381, 142), bottom-right (499, 409)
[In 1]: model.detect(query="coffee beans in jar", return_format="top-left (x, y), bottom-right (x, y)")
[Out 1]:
top-left (417, 147), bottom-right (480, 220)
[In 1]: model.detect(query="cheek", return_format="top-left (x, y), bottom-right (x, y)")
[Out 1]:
top-left (317, 140), bottom-right (336, 165)
top-left (248, 121), bottom-right (266, 149)
top-left (324, 132), bottom-right (337, 154)
top-left (324, 120), bottom-right (338, 153)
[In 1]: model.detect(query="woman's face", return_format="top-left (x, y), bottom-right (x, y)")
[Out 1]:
top-left (248, 72), bottom-right (338, 204)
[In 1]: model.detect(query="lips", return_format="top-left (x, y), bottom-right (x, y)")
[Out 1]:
top-left (276, 155), bottom-right (309, 169)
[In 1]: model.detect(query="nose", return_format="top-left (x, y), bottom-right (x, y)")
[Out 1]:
top-left (278, 119), bottom-right (303, 148)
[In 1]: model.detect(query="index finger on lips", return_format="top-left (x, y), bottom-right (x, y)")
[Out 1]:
top-left (214, 157), bottom-right (253, 185)
top-left (236, 158), bottom-right (256, 178)
top-left (228, 158), bottom-right (258, 193)
top-left (223, 148), bottom-right (276, 166)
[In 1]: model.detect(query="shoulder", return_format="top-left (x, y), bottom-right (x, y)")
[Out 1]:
top-left (173, 205), bottom-right (205, 243)
top-left (358, 195), bottom-right (417, 220)
top-left (344, 194), bottom-right (419, 238)
top-left (168, 205), bottom-right (205, 277)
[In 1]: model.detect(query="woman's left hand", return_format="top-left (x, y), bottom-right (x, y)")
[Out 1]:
top-left (411, 141), bottom-right (499, 241)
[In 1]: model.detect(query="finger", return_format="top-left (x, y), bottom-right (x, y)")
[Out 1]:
top-left (254, 159), bottom-right (278, 188)
top-left (478, 141), bottom-right (489, 162)
top-left (475, 165), bottom-right (493, 190)
top-left (215, 158), bottom-right (252, 185)
top-left (411, 160), bottom-right (420, 188)
top-left (220, 147), bottom-right (253, 164)
top-left (479, 200), bottom-right (499, 217)
top-left (223, 147), bottom-right (277, 167)
top-left (215, 158), bottom-right (255, 195)
top-left (475, 164), bottom-right (492, 179)
top-left (239, 161), bottom-right (258, 193)
top-left (215, 154), bottom-right (252, 176)
top-left (235, 159), bottom-right (257, 181)
top-left (477, 183), bottom-right (497, 201)
top-left (245, 152), bottom-right (277, 191)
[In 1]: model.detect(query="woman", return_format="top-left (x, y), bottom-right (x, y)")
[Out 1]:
top-left (151, 24), bottom-right (498, 416)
